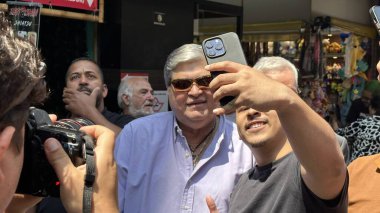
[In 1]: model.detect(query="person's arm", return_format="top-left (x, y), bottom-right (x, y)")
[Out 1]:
top-left (63, 87), bottom-right (121, 134)
top-left (114, 124), bottom-right (133, 212)
top-left (44, 125), bottom-right (118, 213)
top-left (5, 194), bottom-right (42, 213)
top-left (207, 61), bottom-right (346, 200)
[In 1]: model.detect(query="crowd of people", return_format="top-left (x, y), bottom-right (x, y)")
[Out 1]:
top-left (1, 9), bottom-right (380, 213)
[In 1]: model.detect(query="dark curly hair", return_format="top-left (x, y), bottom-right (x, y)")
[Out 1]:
top-left (0, 11), bottom-right (47, 147)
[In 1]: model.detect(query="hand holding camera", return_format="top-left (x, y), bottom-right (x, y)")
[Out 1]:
top-left (17, 107), bottom-right (94, 197)
top-left (14, 107), bottom-right (118, 212)
top-left (45, 124), bottom-right (118, 213)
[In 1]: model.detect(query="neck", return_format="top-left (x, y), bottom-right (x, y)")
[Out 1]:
top-left (97, 100), bottom-right (105, 112)
top-left (180, 117), bottom-right (217, 147)
top-left (252, 139), bottom-right (292, 166)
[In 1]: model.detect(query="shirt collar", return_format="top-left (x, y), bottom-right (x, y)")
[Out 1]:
top-left (172, 115), bottom-right (224, 143)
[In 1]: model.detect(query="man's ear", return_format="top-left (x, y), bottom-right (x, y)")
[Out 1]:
top-left (102, 84), bottom-right (108, 98)
top-left (0, 126), bottom-right (15, 160)
top-left (122, 94), bottom-right (130, 106)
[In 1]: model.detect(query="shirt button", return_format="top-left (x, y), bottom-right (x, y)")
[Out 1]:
top-left (183, 206), bottom-right (190, 210)
top-left (185, 152), bottom-right (190, 158)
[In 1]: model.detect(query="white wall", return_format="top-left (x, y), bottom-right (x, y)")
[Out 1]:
top-left (205, 0), bottom-right (373, 25)
top-left (208, 0), bottom-right (242, 6)
top-left (243, 0), bottom-right (311, 23)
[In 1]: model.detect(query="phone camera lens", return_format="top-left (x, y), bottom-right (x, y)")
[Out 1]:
top-left (205, 41), bottom-right (214, 49)
top-left (207, 49), bottom-right (216, 56)
top-left (215, 42), bottom-right (223, 50)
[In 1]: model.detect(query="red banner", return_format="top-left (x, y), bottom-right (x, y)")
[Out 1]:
top-left (21, 0), bottom-right (98, 11)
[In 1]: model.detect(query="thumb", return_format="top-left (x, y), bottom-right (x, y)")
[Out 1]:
top-left (44, 138), bottom-right (75, 181)
top-left (91, 87), bottom-right (101, 98)
top-left (206, 195), bottom-right (219, 213)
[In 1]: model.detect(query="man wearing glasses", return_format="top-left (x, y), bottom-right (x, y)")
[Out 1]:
top-left (114, 44), bottom-right (254, 213)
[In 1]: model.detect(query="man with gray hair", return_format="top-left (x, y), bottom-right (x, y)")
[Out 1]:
top-left (115, 43), bottom-right (254, 213)
top-left (117, 76), bottom-right (155, 117)
top-left (255, 57), bottom-right (349, 163)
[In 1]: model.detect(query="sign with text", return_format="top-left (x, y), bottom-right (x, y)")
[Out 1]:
top-left (7, 1), bottom-right (41, 47)
top-left (21, 0), bottom-right (98, 11)
top-left (153, 90), bottom-right (168, 112)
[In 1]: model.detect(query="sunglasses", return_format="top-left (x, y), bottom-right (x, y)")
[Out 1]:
top-left (171, 75), bottom-right (213, 92)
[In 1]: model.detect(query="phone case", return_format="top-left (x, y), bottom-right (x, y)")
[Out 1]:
top-left (202, 32), bottom-right (247, 65)
top-left (369, 6), bottom-right (380, 35)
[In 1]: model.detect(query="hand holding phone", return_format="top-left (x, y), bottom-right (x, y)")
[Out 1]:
top-left (202, 32), bottom-right (247, 106)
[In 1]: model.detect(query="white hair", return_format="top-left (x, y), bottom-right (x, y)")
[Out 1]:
top-left (253, 56), bottom-right (299, 89)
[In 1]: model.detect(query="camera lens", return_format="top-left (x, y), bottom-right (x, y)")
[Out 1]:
top-left (205, 41), bottom-right (214, 49)
top-left (54, 117), bottom-right (94, 130)
top-left (207, 49), bottom-right (216, 57)
top-left (215, 43), bottom-right (223, 50)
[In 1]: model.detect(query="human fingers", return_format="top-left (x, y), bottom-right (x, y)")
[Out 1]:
top-left (376, 61), bottom-right (380, 81)
top-left (204, 61), bottom-right (249, 74)
top-left (6, 194), bottom-right (43, 213)
top-left (44, 138), bottom-right (79, 183)
top-left (90, 87), bottom-right (101, 99)
top-left (80, 125), bottom-right (115, 152)
top-left (205, 195), bottom-right (219, 213)
top-left (212, 81), bottom-right (240, 105)
top-left (79, 125), bottom-right (118, 211)
top-left (44, 138), bottom-right (83, 212)
top-left (213, 98), bottom-right (237, 115)
top-left (49, 114), bottom-right (57, 123)
top-left (209, 72), bottom-right (240, 93)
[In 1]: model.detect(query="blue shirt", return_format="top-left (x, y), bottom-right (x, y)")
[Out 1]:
top-left (115, 112), bottom-right (254, 213)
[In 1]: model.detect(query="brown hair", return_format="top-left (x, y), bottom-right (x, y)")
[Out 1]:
top-left (0, 11), bottom-right (47, 146)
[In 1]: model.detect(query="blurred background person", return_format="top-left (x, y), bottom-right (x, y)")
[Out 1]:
top-left (345, 89), bottom-right (373, 125)
top-left (117, 76), bottom-right (155, 118)
top-left (336, 95), bottom-right (380, 163)
top-left (63, 58), bottom-right (134, 134)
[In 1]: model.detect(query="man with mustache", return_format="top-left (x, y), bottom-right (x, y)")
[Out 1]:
top-left (117, 76), bottom-right (155, 117)
top-left (0, 12), bottom-right (117, 213)
top-left (63, 58), bottom-right (134, 134)
top-left (206, 57), bottom-right (348, 212)
top-left (35, 58), bottom-right (134, 212)
top-left (115, 44), bottom-right (254, 213)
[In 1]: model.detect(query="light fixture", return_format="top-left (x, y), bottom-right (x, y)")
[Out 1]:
top-left (327, 27), bottom-right (332, 37)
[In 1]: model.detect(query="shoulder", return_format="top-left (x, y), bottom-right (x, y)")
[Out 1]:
top-left (101, 109), bottom-right (134, 127)
top-left (348, 153), bottom-right (380, 171)
top-left (129, 111), bottom-right (173, 125)
top-left (119, 112), bottom-right (174, 134)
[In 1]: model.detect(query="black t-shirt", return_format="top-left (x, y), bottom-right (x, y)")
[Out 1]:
top-left (228, 153), bottom-right (348, 213)
top-left (346, 99), bottom-right (369, 125)
top-left (102, 108), bottom-right (135, 128)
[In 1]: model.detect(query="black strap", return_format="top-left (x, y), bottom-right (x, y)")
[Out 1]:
top-left (83, 135), bottom-right (95, 213)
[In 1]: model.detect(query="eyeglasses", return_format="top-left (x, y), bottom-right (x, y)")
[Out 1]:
top-left (170, 75), bottom-right (213, 92)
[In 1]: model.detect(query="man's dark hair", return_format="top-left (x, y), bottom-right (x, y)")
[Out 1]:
top-left (65, 57), bottom-right (104, 83)
top-left (0, 11), bottom-right (47, 147)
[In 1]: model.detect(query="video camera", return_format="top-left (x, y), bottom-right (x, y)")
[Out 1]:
top-left (16, 107), bottom-right (94, 197)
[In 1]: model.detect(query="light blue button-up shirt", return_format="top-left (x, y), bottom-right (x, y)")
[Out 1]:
top-left (115, 112), bottom-right (254, 213)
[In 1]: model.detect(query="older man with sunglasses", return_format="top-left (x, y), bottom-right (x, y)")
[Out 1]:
top-left (114, 44), bottom-right (254, 213)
